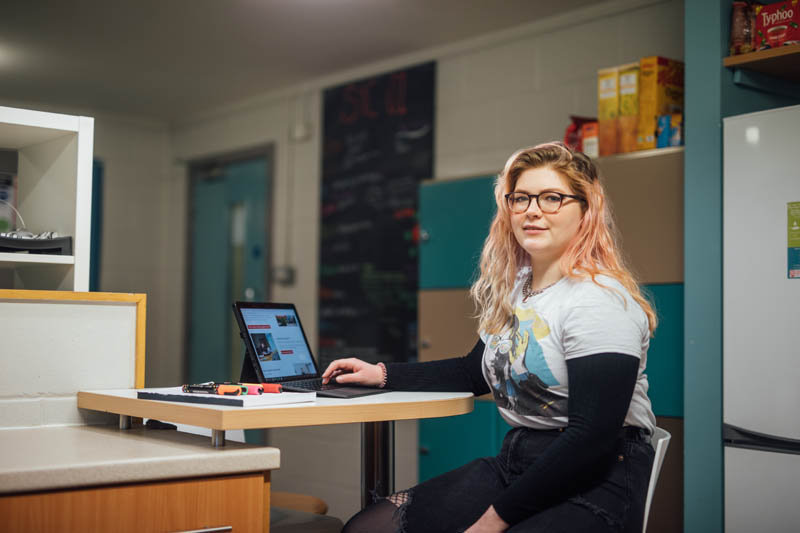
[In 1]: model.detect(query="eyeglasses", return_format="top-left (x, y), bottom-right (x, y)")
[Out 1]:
top-left (504, 191), bottom-right (583, 214)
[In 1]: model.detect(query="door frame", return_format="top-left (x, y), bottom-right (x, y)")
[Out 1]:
top-left (183, 144), bottom-right (274, 381)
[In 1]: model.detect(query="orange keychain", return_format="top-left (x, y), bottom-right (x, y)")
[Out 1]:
top-left (242, 382), bottom-right (282, 393)
top-left (216, 384), bottom-right (243, 396)
top-left (241, 383), bottom-right (264, 395)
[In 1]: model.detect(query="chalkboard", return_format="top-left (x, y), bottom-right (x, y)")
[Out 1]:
top-left (319, 62), bottom-right (435, 367)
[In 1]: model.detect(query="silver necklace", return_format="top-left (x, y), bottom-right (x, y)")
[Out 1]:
top-left (522, 273), bottom-right (560, 302)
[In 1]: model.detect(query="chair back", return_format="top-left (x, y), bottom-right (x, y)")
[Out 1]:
top-left (643, 426), bottom-right (671, 533)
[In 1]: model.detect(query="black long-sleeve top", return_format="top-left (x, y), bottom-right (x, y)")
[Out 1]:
top-left (385, 339), bottom-right (639, 526)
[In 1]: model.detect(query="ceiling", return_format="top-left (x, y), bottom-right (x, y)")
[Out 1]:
top-left (1, 0), bottom-right (599, 123)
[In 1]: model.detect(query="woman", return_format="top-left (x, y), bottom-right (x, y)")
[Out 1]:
top-left (323, 142), bottom-right (657, 532)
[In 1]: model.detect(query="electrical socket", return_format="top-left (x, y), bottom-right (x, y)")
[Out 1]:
top-left (273, 266), bottom-right (296, 286)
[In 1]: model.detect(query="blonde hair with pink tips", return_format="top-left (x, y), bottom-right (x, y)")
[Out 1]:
top-left (470, 142), bottom-right (657, 336)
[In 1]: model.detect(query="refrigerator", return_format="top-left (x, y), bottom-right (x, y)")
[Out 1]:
top-left (723, 104), bottom-right (800, 532)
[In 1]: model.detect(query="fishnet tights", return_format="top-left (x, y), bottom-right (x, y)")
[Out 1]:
top-left (341, 491), bottom-right (410, 533)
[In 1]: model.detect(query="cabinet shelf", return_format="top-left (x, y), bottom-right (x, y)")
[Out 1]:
top-left (0, 106), bottom-right (93, 291)
top-left (0, 253), bottom-right (75, 267)
top-left (723, 44), bottom-right (800, 83)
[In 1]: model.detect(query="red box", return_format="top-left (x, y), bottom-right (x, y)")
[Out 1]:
top-left (753, 0), bottom-right (800, 50)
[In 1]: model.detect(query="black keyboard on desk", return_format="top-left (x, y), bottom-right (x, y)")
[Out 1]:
top-left (286, 378), bottom-right (340, 391)
top-left (281, 376), bottom-right (389, 398)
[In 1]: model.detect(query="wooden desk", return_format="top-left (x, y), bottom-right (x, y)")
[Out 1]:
top-left (79, 389), bottom-right (474, 507)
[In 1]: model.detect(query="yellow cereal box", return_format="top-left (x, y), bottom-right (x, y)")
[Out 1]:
top-left (597, 67), bottom-right (619, 156)
top-left (617, 62), bottom-right (639, 153)
top-left (637, 56), bottom-right (684, 151)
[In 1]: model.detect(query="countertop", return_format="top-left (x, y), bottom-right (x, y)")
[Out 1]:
top-left (0, 424), bottom-right (280, 494)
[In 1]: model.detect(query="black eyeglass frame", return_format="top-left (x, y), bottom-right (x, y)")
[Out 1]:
top-left (504, 191), bottom-right (584, 214)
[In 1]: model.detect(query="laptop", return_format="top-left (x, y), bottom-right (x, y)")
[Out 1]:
top-left (232, 301), bottom-right (390, 399)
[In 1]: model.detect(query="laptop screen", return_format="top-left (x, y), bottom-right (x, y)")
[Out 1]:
top-left (236, 303), bottom-right (318, 381)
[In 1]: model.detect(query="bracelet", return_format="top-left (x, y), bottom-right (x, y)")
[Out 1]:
top-left (376, 362), bottom-right (388, 388)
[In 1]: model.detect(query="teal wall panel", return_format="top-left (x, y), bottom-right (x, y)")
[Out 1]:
top-left (495, 407), bottom-right (513, 452)
top-left (645, 283), bottom-right (684, 418)
top-left (90, 159), bottom-right (103, 292)
top-left (419, 176), bottom-right (495, 289)
top-left (419, 399), bottom-right (501, 482)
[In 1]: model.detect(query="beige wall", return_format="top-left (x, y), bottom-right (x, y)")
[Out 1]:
top-left (169, 0), bottom-right (684, 520)
top-left (91, 117), bottom-right (178, 387)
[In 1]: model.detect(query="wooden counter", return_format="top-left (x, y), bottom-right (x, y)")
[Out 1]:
top-left (0, 424), bottom-right (280, 532)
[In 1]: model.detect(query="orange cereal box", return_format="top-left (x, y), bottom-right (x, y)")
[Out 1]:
top-left (636, 56), bottom-right (684, 151)
top-left (581, 121), bottom-right (599, 158)
top-left (597, 67), bottom-right (619, 156)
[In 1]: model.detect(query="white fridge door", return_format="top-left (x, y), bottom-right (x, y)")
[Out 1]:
top-left (723, 105), bottom-right (800, 440)
top-left (725, 448), bottom-right (800, 533)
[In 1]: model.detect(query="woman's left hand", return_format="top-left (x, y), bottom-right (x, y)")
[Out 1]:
top-left (464, 505), bottom-right (509, 533)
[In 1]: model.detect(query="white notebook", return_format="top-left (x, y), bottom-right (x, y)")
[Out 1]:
top-left (137, 386), bottom-right (316, 407)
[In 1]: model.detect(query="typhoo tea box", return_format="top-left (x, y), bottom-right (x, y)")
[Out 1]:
top-left (753, 0), bottom-right (800, 50)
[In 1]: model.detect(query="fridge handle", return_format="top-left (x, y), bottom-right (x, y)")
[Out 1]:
top-left (723, 423), bottom-right (800, 455)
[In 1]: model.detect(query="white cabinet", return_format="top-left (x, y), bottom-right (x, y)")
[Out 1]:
top-left (0, 106), bottom-right (93, 291)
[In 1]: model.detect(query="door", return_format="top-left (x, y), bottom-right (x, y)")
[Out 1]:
top-left (188, 153), bottom-right (271, 385)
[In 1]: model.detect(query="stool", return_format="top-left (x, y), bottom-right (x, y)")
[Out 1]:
top-left (270, 491), bottom-right (344, 533)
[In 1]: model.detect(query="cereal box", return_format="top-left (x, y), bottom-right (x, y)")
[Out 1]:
top-left (636, 56), bottom-right (684, 151)
top-left (657, 114), bottom-right (683, 148)
top-left (581, 121), bottom-right (599, 158)
top-left (617, 62), bottom-right (639, 153)
top-left (597, 67), bottom-right (619, 156)
top-left (753, 0), bottom-right (800, 50)
top-left (670, 114), bottom-right (683, 147)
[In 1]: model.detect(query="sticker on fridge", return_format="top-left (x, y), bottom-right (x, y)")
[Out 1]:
top-left (788, 201), bottom-right (800, 279)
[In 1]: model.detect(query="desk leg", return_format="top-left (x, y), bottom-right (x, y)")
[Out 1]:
top-left (119, 415), bottom-right (131, 430)
top-left (361, 421), bottom-right (394, 508)
top-left (211, 429), bottom-right (226, 447)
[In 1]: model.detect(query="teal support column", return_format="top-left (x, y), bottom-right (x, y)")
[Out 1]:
top-left (684, 1), bottom-right (724, 531)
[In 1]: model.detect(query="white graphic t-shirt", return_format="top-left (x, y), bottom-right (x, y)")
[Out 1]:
top-left (481, 268), bottom-right (656, 434)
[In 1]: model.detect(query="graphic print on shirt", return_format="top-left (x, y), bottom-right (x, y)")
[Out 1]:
top-left (485, 306), bottom-right (567, 417)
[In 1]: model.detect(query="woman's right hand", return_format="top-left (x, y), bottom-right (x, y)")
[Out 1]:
top-left (321, 358), bottom-right (384, 387)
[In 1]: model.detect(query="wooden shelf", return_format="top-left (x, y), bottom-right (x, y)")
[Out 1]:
top-left (597, 146), bottom-right (684, 164)
top-left (723, 44), bottom-right (800, 83)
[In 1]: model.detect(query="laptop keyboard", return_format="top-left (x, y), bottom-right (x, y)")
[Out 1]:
top-left (288, 378), bottom-right (340, 391)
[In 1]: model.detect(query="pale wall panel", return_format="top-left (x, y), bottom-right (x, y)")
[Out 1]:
top-left (0, 297), bottom-right (138, 428)
top-left (596, 148), bottom-right (684, 284)
top-left (418, 289), bottom-right (479, 363)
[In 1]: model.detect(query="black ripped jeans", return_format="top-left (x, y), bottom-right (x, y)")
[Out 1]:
top-left (343, 426), bottom-right (654, 533)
